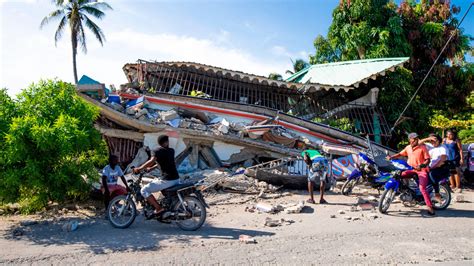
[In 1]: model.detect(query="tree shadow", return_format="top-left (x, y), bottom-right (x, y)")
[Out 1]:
top-left (4, 215), bottom-right (275, 254)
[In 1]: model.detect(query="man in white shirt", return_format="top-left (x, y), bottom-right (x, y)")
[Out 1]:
top-left (420, 134), bottom-right (449, 202)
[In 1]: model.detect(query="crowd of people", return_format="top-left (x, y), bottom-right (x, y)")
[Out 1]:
top-left (387, 131), bottom-right (465, 215)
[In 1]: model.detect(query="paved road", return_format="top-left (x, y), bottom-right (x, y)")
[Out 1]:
top-left (1, 190), bottom-right (473, 265)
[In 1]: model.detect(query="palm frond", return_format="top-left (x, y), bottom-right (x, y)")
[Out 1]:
top-left (40, 9), bottom-right (64, 29)
top-left (80, 6), bottom-right (106, 19)
top-left (83, 1), bottom-right (113, 12)
top-left (54, 16), bottom-right (68, 45)
top-left (82, 14), bottom-right (106, 45)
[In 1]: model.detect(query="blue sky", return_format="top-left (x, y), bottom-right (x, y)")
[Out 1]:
top-left (1, 0), bottom-right (473, 96)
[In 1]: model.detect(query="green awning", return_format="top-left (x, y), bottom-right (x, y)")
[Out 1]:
top-left (286, 57), bottom-right (409, 89)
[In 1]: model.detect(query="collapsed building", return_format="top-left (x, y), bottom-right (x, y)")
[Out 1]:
top-left (77, 57), bottom-right (408, 187)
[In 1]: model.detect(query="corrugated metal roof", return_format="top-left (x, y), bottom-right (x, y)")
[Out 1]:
top-left (286, 57), bottom-right (409, 89)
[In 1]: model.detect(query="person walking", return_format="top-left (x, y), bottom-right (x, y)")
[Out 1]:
top-left (443, 130), bottom-right (464, 192)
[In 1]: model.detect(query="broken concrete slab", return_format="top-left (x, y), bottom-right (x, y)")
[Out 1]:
top-left (161, 109), bottom-right (179, 121)
top-left (284, 201), bottom-right (305, 214)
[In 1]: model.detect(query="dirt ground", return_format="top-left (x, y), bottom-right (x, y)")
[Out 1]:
top-left (1, 188), bottom-right (473, 265)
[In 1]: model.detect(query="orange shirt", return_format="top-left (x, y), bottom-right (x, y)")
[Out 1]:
top-left (399, 144), bottom-right (430, 170)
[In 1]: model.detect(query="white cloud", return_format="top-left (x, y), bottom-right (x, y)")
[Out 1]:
top-left (2, 28), bottom-right (291, 96)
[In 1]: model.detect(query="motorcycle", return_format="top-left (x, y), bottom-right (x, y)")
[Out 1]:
top-left (341, 135), bottom-right (393, 196)
top-left (378, 159), bottom-right (451, 214)
top-left (341, 152), bottom-right (393, 195)
top-left (107, 171), bottom-right (209, 231)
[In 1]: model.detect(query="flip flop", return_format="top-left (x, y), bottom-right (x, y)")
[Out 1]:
top-left (306, 199), bottom-right (315, 204)
top-left (319, 199), bottom-right (328, 204)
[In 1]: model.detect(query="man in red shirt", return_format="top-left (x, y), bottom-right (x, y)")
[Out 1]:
top-left (388, 133), bottom-right (434, 215)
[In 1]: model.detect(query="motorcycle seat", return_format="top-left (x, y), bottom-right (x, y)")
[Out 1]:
top-left (162, 183), bottom-right (194, 193)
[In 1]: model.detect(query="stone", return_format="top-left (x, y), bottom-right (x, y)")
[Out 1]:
top-left (161, 109), bottom-right (179, 121)
top-left (284, 201), bottom-right (305, 214)
top-left (352, 217), bottom-right (361, 221)
top-left (281, 218), bottom-right (295, 225)
top-left (257, 181), bottom-right (269, 189)
top-left (265, 217), bottom-right (281, 227)
top-left (344, 216), bottom-right (352, 220)
top-left (330, 214), bottom-right (337, 218)
top-left (135, 108), bottom-right (148, 118)
top-left (217, 124), bottom-right (229, 134)
top-left (367, 196), bottom-right (377, 202)
top-left (455, 195), bottom-right (465, 203)
top-left (239, 234), bottom-right (257, 244)
top-left (255, 203), bottom-right (274, 213)
top-left (338, 210), bottom-right (345, 214)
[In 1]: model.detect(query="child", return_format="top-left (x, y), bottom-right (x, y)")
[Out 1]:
top-left (102, 155), bottom-right (130, 210)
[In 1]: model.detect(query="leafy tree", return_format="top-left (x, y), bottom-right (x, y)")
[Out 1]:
top-left (310, 0), bottom-right (473, 146)
top-left (40, 0), bottom-right (112, 83)
top-left (286, 59), bottom-right (310, 75)
top-left (268, 73), bottom-right (283, 81)
top-left (310, 0), bottom-right (410, 64)
top-left (0, 80), bottom-right (107, 213)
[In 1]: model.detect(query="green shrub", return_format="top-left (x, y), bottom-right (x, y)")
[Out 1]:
top-left (0, 80), bottom-right (107, 213)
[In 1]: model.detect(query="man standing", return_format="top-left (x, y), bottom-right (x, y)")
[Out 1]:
top-left (133, 135), bottom-right (180, 218)
top-left (388, 133), bottom-right (433, 215)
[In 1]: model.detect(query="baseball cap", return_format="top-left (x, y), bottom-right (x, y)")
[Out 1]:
top-left (407, 132), bottom-right (418, 139)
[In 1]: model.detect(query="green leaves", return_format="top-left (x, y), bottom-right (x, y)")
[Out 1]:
top-left (0, 80), bottom-right (107, 213)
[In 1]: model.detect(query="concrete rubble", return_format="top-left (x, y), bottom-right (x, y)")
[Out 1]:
top-left (102, 93), bottom-right (311, 151)
top-left (239, 234), bottom-right (257, 244)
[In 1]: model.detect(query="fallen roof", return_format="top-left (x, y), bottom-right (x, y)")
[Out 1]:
top-left (286, 57), bottom-right (409, 91)
top-left (123, 60), bottom-right (357, 92)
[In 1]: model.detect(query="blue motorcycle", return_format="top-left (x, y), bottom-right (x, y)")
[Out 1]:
top-left (341, 152), bottom-right (393, 195)
top-left (378, 159), bottom-right (451, 214)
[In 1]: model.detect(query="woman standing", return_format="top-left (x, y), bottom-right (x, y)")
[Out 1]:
top-left (444, 130), bottom-right (464, 192)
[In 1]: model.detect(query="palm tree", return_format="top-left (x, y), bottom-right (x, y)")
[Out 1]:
top-left (268, 73), bottom-right (283, 81)
top-left (285, 58), bottom-right (310, 75)
top-left (40, 0), bottom-right (112, 83)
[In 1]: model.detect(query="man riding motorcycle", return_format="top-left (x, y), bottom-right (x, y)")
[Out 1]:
top-left (133, 135), bottom-right (180, 218)
top-left (387, 133), bottom-right (434, 215)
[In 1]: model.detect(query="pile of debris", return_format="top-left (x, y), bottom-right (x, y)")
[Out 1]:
top-left (101, 94), bottom-right (314, 150)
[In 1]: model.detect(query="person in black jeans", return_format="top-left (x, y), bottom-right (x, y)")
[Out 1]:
top-left (133, 135), bottom-right (180, 217)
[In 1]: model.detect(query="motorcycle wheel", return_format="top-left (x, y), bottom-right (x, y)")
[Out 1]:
top-left (173, 196), bottom-right (206, 231)
top-left (341, 179), bottom-right (357, 196)
top-left (378, 188), bottom-right (395, 214)
top-left (107, 195), bottom-right (137, 229)
top-left (431, 184), bottom-right (451, 210)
